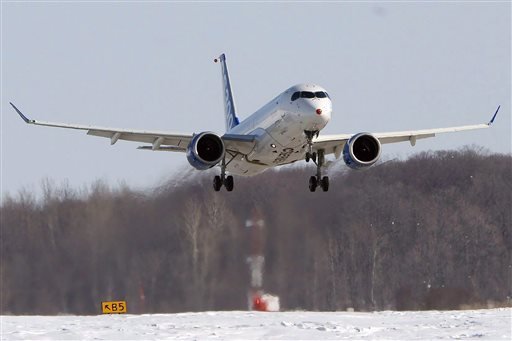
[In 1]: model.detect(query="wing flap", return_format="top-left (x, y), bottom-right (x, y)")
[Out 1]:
top-left (87, 130), bottom-right (191, 148)
top-left (137, 145), bottom-right (187, 152)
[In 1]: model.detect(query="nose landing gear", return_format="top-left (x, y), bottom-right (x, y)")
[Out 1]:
top-left (304, 130), bottom-right (329, 192)
top-left (304, 130), bottom-right (318, 164)
top-left (308, 149), bottom-right (329, 192)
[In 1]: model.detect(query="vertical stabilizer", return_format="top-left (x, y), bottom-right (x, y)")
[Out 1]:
top-left (215, 53), bottom-right (240, 131)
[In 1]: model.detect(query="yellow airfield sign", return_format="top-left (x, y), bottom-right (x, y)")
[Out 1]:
top-left (101, 301), bottom-right (127, 314)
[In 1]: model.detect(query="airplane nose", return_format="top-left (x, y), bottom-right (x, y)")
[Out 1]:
top-left (297, 98), bottom-right (332, 131)
top-left (301, 103), bottom-right (331, 131)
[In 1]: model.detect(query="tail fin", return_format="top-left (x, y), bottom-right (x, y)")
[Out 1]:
top-left (215, 53), bottom-right (240, 131)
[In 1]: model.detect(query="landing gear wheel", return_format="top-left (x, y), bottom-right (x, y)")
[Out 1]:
top-left (224, 175), bottom-right (234, 192)
top-left (305, 152), bottom-right (311, 163)
top-left (309, 176), bottom-right (318, 192)
top-left (321, 176), bottom-right (329, 192)
top-left (311, 152), bottom-right (317, 164)
top-left (214, 157), bottom-right (234, 192)
top-left (213, 176), bottom-right (222, 191)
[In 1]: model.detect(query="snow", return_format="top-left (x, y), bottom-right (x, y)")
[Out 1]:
top-left (1, 309), bottom-right (510, 340)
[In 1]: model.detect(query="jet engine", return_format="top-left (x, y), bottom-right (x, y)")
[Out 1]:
top-left (343, 133), bottom-right (381, 169)
top-left (186, 132), bottom-right (225, 170)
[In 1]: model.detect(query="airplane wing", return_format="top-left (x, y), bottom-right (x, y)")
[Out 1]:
top-left (11, 102), bottom-right (194, 152)
top-left (313, 106), bottom-right (500, 159)
top-left (11, 102), bottom-right (258, 155)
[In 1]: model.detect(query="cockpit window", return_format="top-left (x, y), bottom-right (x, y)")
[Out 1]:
top-left (301, 91), bottom-right (315, 98)
top-left (291, 90), bottom-right (330, 101)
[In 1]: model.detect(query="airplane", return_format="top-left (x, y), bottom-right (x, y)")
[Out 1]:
top-left (11, 53), bottom-right (500, 192)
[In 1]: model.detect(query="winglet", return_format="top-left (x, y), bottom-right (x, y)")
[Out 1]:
top-left (10, 102), bottom-right (34, 124)
top-left (488, 105), bottom-right (500, 126)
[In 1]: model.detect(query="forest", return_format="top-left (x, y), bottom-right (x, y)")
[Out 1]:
top-left (1, 147), bottom-right (511, 314)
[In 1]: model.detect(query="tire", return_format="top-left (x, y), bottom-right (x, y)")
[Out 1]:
top-left (225, 175), bottom-right (234, 192)
top-left (213, 175), bottom-right (222, 191)
top-left (305, 152), bottom-right (310, 163)
top-left (321, 176), bottom-right (329, 192)
top-left (309, 176), bottom-right (317, 192)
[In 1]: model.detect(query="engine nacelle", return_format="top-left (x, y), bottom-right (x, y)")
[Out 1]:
top-left (186, 132), bottom-right (225, 170)
top-left (343, 133), bottom-right (381, 170)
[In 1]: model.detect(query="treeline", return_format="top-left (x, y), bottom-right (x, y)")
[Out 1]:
top-left (1, 147), bottom-right (511, 314)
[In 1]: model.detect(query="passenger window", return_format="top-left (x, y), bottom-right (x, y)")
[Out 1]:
top-left (291, 92), bottom-right (300, 101)
top-left (301, 91), bottom-right (315, 99)
top-left (315, 92), bottom-right (327, 98)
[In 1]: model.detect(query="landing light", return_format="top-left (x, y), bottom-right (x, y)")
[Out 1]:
top-left (316, 108), bottom-right (322, 115)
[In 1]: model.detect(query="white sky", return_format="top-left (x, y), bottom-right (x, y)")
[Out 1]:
top-left (1, 2), bottom-right (510, 198)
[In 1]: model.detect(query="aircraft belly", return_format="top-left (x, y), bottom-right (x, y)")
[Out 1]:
top-left (266, 111), bottom-right (304, 148)
top-left (226, 158), bottom-right (269, 176)
top-left (245, 126), bottom-right (307, 167)
top-left (226, 112), bottom-right (309, 175)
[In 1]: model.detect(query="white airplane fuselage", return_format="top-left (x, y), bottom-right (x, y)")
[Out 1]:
top-left (224, 83), bottom-right (332, 176)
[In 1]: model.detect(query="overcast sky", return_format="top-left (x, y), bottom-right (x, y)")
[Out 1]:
top-left (2, 2), bottom-right (510, 199)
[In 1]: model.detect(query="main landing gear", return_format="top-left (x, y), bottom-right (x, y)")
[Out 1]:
top-left (213, 158), bottom-right (234, 192)
top-left (213, 175), bottom-right (233, 191)
top-left (305, 130), bottom-right (329, 192)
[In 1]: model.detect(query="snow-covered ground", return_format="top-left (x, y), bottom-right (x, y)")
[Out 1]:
top-left (1, 309), bottom-right (510, 340)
